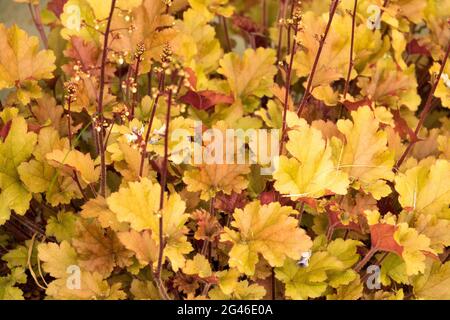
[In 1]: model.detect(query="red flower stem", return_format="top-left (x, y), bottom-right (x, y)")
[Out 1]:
top-left (28, 3), bottom-right (48, 49)
top-left (286, 0), bottom-right (295, 56)
top-left (130, 54), bottom-right (143, 119)
top-left (343, 0), bottom-right (358, 99)
top-left (159, 89), bottom-right (172, 209)
top-left (395, 43), bottom-right (450, 169)
top-left (139, 72), bottom-right (165, 177)
top-left (280, 24), bottom-right (299, 155)
top-left (276, 0), bottom-right (288, 62)
top-left (155, 89), bottom-right (173, 301)
top-left (97, 0), bottom-right (116, 197)
top-left (67, 102), bottom-right (73, 149)
top-left (103, 122), bottom-right (115, 150)
top-left (296, 0), bottom-right (339, 116)
top-left (125, 66), bottom-right (132, 103)
top-left (147, 69), bottom-right (153, 96)
top-left (221, 16), bottom-right (232, 52)
top-left (297, 202), bottom-right (305, 225)
top-left (66, 98), bottom-right (88, 201)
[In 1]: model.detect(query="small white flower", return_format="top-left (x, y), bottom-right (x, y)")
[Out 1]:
top-left (148, 125), bottom-right (166, 145)
top-left (125, 126), bottom-right (144, 144)
top-left (125, 132), bottom-right (138, 143)
top-left (154, 124), bottom-right (166, 136)
top-left (136, 126), bottom-right (144, 136)
top-left (149, 136), bottom-right (160, 144)
top-left (297, 250), bottom-right (312, 268)
top-left (441, 73), bottom-right (450, 89)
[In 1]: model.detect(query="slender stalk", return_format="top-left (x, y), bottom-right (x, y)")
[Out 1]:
top-left (155, 89), bottom-right (173, 301)
top-left (66, 89), bottom-right (88, 201)
top-left (343, 0), bottom-right (358, 99)
top-left (276, 0), bottom-right (288, 62)
top-left (72, 172), bottom-right (88, 201)
top-left (138, 95), bottom-right (160, 176)
top-left (248, 32), bottom-right (256, 49)
top-left (67, 104), bottom-right (73, 149)
top-left (326, 223), bottom-right (336, 242)
top-left (124, 66), bottom-right (132, 103)
top-left (159, 90), bottom-right (172, 209)
top-left (296, 0), bottom-right (339, 116)
top-left (139, 72), bottom-right (165, 177)
top-left (395, 43), bottom-right (450, 169)
top-left (103, 122), bottom-right (115, 150)
top-left (354, 247), bottom-right (377, 272)
top-left (11, 214), bottom-right (45, 237)
top-left (296, 202), bottom-right (305, 226)
top-left (280, 23), bottom-right (299, 155)
top-left (97, 0), bottom-right (117, 197)
top-left (271, 268), bottom-right (276, 300)
top-left (130, 50), bottom-right (144, 118)
top-left (28, 3), bottom-right (48, 49)
top-left (262, 0), bottom-right (268, 31)
top-left (201, 197), bottom-right (215, 257)
top-left (360, 252), bottom-right (389, 283)
top-left (286, 0), bottom-right (295, 56)
top-left (280, 3), bottom-right (303, 153)
top-left (221, 16), bottom-right (232, 52)
top-left (27, 233), bottom-right (47, 290)
top-left (201, 283), bottom-right (212, 297)
top-left (147, 69), bottom-right (153, 96)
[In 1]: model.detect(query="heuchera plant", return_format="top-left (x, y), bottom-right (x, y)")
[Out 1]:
top-left (0, 0), bottom-right (449, 300)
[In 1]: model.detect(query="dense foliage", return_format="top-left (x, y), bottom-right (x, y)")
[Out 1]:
top-left (0, 0), bottom-right (449, 300)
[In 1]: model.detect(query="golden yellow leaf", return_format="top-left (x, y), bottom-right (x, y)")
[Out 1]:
top-left (0, 116), bottom-right (37, 224)
top-left (46, 148), bottom-right (100, 184)
top-left (80, 196), bottom-right (129, 231)
top-left (221, 201), bottom-right (312, 276)
top-left (183, 254), bottom-right (213, 278)
top-left (395, 159), bottom-right (450, 216)
top-left (107, 178), bottom-right (192, 270)
top-left (274, 111), bottom-right (349, 199)
top-left (218, 48), bottom-right (277, 101)
top-left (333, 106), bottom-right (395, 199)
top-left (72, 220), bottom-right (133, 277)
top-left (117, 229), bottom-right (158, 265)
top-left (413, 260), bottom-right (450, 300)
top-left (0, 24), bottom-right (55, 104)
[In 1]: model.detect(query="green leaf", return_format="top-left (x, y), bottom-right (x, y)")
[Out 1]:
top-left (0, 115), bottom-right (37, 225)
top-left (46, 211), bottom-right (78, 242)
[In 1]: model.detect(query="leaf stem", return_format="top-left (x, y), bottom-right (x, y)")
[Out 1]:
top-left (354, 247), bottom-right (377, 272)
top-left (360, 251), bottom-right (388, 283)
